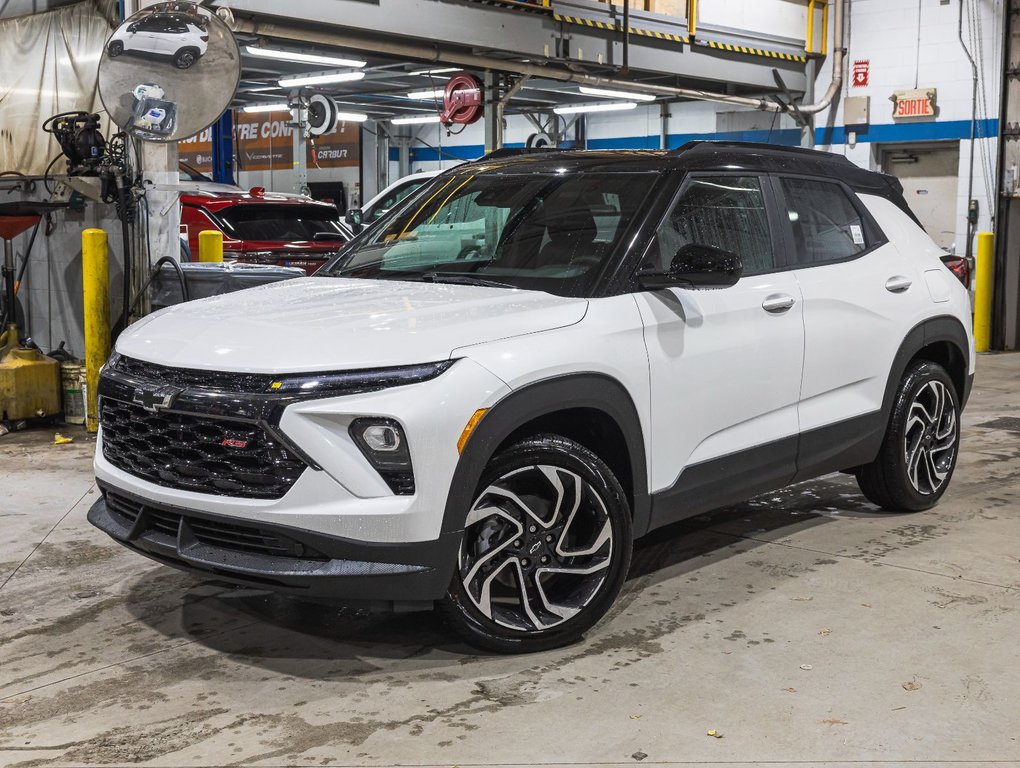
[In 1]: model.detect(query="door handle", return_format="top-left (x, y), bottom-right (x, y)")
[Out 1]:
top-left (762, 294), bottom-right (796, 314)
top-left (885, 276), bottom-right (912, 293)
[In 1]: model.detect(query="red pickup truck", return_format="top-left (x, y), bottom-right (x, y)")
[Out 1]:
top-left (180, 186), bottom-right (353, 275)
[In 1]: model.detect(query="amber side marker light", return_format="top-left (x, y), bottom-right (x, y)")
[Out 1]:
top-left (458, 409), bottom-right (488, 454)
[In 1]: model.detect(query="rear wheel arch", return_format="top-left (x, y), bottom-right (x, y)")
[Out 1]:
top-left (883, 316), bottom-right (971, 418)
top-left (442, 373), bottom-right (650, 537)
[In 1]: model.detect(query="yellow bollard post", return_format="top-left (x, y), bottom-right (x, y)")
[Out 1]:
top-left (974, 231), bottom-right (994, 353)
top-left (82, 228), bottom-right (111, 433)
top-left (198, 229), bottom-right (224, 263)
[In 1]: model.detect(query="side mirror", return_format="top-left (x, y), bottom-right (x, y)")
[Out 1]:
top-left (344, 208), bottom-right (363, 233)
top-left (127, 22), bottom-right (139, 31)
top-left (640, 243), bottom-right (743, 289)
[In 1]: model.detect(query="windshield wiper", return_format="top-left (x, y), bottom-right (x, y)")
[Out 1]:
top-left (419, 272), bottom-right (516, 289)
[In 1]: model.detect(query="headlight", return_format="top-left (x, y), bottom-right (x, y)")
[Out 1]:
top-left (268, 360), bottom-right (455, 397)
top-left (349, 417), bottom-right (414, 495)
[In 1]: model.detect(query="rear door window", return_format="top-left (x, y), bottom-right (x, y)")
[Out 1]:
top-left (778, 177), bottom-right (872, 265)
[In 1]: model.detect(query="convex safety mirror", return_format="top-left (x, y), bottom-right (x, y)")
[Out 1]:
top-left (98, 2), bottom-right (240, 142)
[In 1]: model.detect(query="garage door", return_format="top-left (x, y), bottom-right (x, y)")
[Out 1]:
top-left (881, 143), bottom-right (961, 250)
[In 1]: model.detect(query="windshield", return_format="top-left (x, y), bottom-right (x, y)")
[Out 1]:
top-left (217, 204), bottom-right (347, 242)
top-left (327, 171), bottom-right (654, 297)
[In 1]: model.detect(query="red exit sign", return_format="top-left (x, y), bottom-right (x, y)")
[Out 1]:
top-left (891, 88), bottom-right (936, 119)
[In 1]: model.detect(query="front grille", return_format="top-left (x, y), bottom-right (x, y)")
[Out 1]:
top-left (100, 398), bottom-right (306, 499)
top-left (106, 490), bottom-right (325, 559)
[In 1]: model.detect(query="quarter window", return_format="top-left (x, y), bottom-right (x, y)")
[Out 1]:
top-left (647, 175), bottom-right (774, 276)
top-left (779, 178), bottom-right (870, 265)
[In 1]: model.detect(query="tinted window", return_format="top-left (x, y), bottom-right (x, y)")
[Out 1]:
top-left (216, 204), bottom-right (347, 241)
top-left (330, 172), bottom-right (654, 298)
top-left (647, 175), bottom-right (774, 275)
top-left (780, 178), bottom-right (869, 265)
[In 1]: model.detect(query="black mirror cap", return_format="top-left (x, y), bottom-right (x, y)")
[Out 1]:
top-left (641, 244), bottom-right (743, 289)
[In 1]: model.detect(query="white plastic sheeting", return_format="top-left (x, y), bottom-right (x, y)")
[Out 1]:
top-left (0, 0), bottom-right (114, 175)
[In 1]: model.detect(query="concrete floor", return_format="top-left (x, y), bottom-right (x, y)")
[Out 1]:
top-left (1, 356), bottom-right (1018, 768)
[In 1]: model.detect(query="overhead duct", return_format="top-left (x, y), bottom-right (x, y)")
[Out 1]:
top-left (229, 0), bottom-right (844, 117)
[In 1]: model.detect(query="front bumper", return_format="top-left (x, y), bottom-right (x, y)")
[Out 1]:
top-left (89, 483), bottom-right (461, 605)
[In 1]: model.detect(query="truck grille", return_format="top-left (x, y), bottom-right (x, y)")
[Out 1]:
top-left (105, 490), bottom-right (324, 559)
top-left (100, 398), bottom-right (306, 499)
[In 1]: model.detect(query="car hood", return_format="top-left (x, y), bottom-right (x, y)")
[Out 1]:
top-left (116, 277), bottom-right (588, 373)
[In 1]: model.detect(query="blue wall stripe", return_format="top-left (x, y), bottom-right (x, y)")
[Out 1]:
top-left (815, 117), bottom-right (998, 146)
top-left (392, 119), bottom-right (999, 164)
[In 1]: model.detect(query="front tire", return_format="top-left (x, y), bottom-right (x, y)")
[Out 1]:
top-left (442, 434), bottom-right (632, 653)
top-left (107, 41), bottom-right (124, 57)
top-left (856, 360), bottom-right (960, 511)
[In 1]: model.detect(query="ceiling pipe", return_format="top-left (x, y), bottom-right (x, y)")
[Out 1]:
top-left (229, 17), bottom-right (783, 112)
top-left (796, 0), bottom-right (845, 115)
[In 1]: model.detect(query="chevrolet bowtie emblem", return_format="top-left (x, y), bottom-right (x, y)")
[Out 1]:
top-left (132, 386), bottom-right (180, 412)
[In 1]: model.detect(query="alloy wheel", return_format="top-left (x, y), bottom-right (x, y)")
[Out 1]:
top-left (903, 380), bottom-right (957, 496)
top-left (458, 464), bottom-right (614, 632)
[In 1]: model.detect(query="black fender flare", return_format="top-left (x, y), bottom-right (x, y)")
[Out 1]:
top-left (441, 373), bottom-right (651, 537)
top-left (882, 315), bottom-right (972, 418)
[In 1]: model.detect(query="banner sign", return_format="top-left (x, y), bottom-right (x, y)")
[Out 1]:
top-left (178, 113), bottom-right (360, 173)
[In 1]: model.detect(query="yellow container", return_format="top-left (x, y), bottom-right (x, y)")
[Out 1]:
top-left (0, 346), bottom-right (61, 421)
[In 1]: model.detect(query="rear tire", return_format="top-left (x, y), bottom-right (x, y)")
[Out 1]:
top-left (173, 48), bottom-right (198, 69)
top-left (442, 434), bottom-right (632, 653)
top-left (856, 360), bottom-right (960, 512)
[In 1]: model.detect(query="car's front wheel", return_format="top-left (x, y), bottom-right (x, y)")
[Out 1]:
top-left (856, 360), bottom-right (961, 511)
top-left (107, 40), bottom-right (124, 57)
top-left (442, 435), bottom-right (632, 653)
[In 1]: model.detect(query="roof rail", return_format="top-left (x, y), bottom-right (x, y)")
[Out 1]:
top-left (670, 140), bottom-right (853, 164)
top-left (478, 147), bottom-right (573, 161)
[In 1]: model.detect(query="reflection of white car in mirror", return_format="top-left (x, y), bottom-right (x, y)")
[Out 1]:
top-left (107, 13), bottom-right (209, 70)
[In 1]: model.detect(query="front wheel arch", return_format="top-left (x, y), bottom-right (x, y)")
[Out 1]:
top-left (441, 373), bottom-right (650, 539)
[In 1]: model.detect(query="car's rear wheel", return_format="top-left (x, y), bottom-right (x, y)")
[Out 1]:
top-left (107, 41), bottom-right (124, 57)
top-left (442, 434), bottom-right (632, 653)
top-left (856, 360), bottom-right (960, 511)
top-left (173, 48), bottom-right (198, 69)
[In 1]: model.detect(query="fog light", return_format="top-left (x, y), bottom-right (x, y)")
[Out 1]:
top-left (362, 424), bottom-right (401, 452)
top-left (349, 417), bottom-right (415, 495)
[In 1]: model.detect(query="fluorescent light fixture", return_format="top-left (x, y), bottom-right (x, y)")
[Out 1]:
top-left (335, 112), bottom-right (369, 122)
top-left (406, 88), bottom-right (445, 100)
top-left (244, 45), bottom-right (366, 68)
top-left (278, 71), bottom-right (366, 87)
top-left (553, 101), bottom-right (638, 115)
top-left (578, 86), bottom-right (656, 102)
top-left (390, 114), bottom-right (441, 125)
top-left (409, 66), bottom-right (460, 76)
top-left (242, 102), bottom-right (291, 113)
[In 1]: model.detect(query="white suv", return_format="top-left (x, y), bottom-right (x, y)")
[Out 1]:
top-left (107, 13), bottom-right (209, 70)
top-left (89, 143), bottom-right (974, 653)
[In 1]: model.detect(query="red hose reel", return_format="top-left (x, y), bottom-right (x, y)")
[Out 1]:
top-left (440, 73), bottom-right (484, 125)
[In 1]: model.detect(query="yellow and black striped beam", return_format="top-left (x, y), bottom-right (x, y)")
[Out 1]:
top-left (552, 12), bottom-right (687, 44)
top-left (696, 39), bottom-right (807, 63)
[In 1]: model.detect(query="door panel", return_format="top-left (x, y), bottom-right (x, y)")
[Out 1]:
top-left (637, 274), bottom-right (805, 500)
top-left (794, 243), bottom-right (916, 432)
